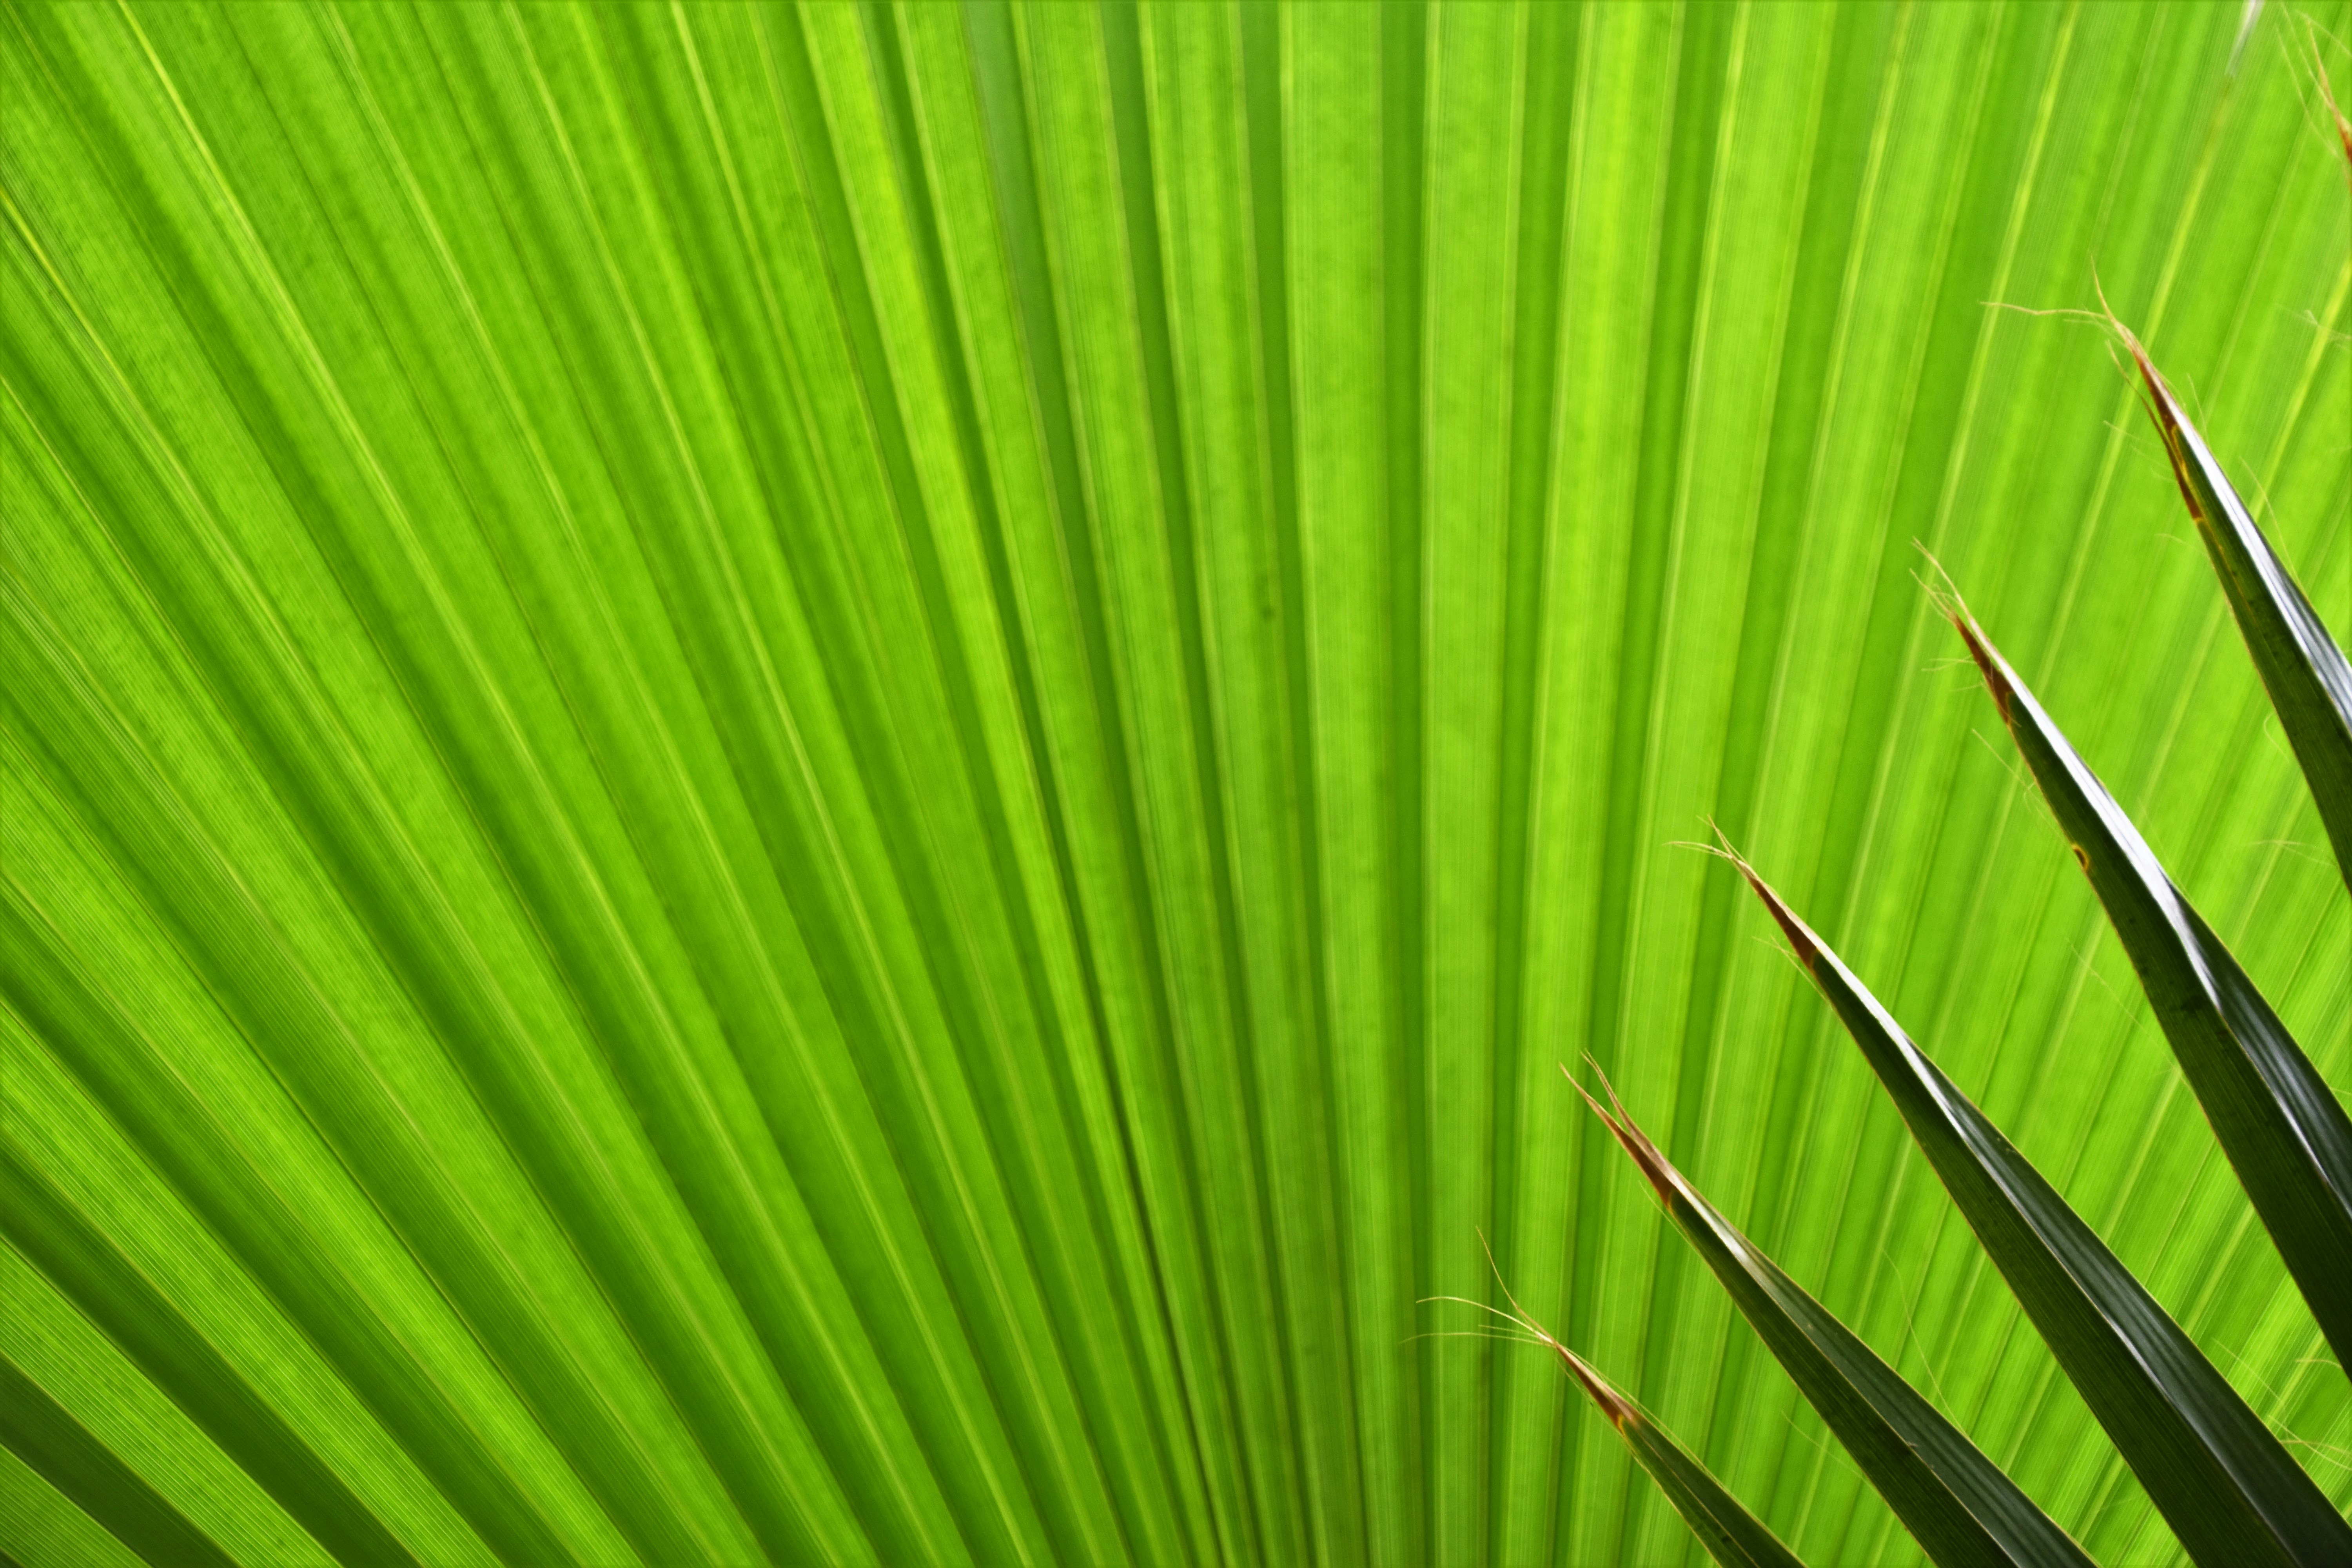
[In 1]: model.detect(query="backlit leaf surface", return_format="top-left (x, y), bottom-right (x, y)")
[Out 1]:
top-left (4, 4), bottom-right (2347, 1563)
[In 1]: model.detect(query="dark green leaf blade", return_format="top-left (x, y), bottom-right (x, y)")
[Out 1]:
top-left (1729, 854), bottom-right (2352, 1568)
top-left (0, 1356), bottom-right (238, 1568)
top-left (1575, 1070), bottom-right (2093, 1568)
top-left (2124, 336), bottom-right (2352, 892)
top-left (1550, 1344), bottom-right (1806, 1568)
top-left (1951, 609), bottom-right (2352, 1378)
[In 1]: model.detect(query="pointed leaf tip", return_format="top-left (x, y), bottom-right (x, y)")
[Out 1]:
top-left (2109, 334), bottom-right (2352, 891)
top-left (1945, 600), bottom-right (2352, 1388)
top-left (1949, 608), bottom-right (2016, 724)
top-left (2122, 339), bottom-right (2218, 532)
top-left (2313, 26), bottom-right (2352, 182)
top-left (1720, 848), bottom-right (1819, 969)
top-left (1592, 1082), bottom-right (2099, 1567)
top-left (1570, 1065), bottom-right (1679, 1210)
top-left (1549, 1343), bottom-right (1809, 1564)
top-left (1554, 1344), bottom-right (1634, 1431)
top-left (1766, 875), bottom-right (2352, 1566)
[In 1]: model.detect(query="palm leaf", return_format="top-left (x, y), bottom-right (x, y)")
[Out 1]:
top-left (4, 4), bottom-right (2347, 1565)
top-left (0, 1354), bottom-right (238, 1568)
top-left (1949, 604), bottom-right (2352, 1379)
top-left (1728, 853), bottom-right (2352, 1568)
top-left (1548, 1339), bottom-right (1807, 1568)
top-left (2118, 336), bottom-right (2352, 893)
top-left (1575, 1066), bottom-right (2093, 1568)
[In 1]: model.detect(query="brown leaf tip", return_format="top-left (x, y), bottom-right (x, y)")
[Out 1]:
top-left (1949, 613), bottom-right (2015, 727)
top-left (2110, 325), bottom-right (2210, 529)
top-left (1915, 553), bottom-right (2016, 727)
top-left (1716, 843), bottom-right (1820, 971)
top-left (1555, 1344), bottom-right (1636, 1431)
top-left (2313, 23), bottom-right (2352, 181)
top-left (2119, 333), bottom-right (2176, 437)
top-left (1568, 1063), bottom-right (1680, 1211)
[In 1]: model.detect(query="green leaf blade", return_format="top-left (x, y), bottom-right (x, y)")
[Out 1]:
top-left (1552, 1345), bottom-right (1807, 1568)
top-left (2127, 339), bottom-right (2352, 893)
top-left (1579, 1072), bottom-right (2093, 1568)
top-left (0, 1355), bottom-right (242, 1568)
top-left (1952, 610), bottom-right (2352, 1378)
top-left (5, 2), bottom-right (2350, 1561)
top-left (1732, 856), bottom-right (2352, 1568)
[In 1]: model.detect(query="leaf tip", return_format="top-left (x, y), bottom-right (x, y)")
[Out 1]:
top-left (1938, 594), bottom-right (2019, 728)
top-left (1957, 622), bottom-right (2014, 724)
top-left (1572, 1062), bottom-right (1681, 1211)
top-left (1555, 1343), bottom-right (1637, 1432)
top-left (1715, 833), bottom-right (1822, 972)
top-left (2312, 19), bottom-right (2352, 183)
top-left (2104, 318), bottom-right (2213, 531)
top-left (1915, 550), bottom-right (2019, 725)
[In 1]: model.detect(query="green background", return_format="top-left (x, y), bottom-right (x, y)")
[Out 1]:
top-left (5, 3), bottom-right (2348, 1563)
